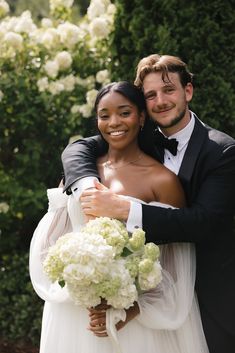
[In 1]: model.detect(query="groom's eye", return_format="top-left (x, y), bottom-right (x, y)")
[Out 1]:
top-left (144, 92), bottom-right (156, 100)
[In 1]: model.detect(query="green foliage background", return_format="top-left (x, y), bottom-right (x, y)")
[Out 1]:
top-left (110, 0), bottom-right (235, 135)
top-left (0, 0), bottom-right (234, 348)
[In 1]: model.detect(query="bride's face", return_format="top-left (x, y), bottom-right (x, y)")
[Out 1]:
top-left (97, 91), bottom-right (144, 149)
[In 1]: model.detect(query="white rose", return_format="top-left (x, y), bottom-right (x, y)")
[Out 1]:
top-left (0, 0), bottom-right (9, 18)
top-left (44, 60), bottom-right (59, 78)
top-left (89, 17), bottom-right (110, 39)
top-left (55, 51), bottom-right (72, 71)
top-left (4, 32), bottom-right (23, 50)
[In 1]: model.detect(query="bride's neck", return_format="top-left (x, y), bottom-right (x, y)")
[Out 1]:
top-left (106, 145), bottom-right (142, 164)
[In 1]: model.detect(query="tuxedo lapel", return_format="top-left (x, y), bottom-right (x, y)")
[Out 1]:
top-left (178, 117), bottom-right (208, 193)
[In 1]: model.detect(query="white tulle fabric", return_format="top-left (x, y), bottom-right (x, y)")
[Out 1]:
top-left (29, 188), bottom-right (209, 353)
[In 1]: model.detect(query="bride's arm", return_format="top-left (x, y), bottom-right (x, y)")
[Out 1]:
top-left (29, 188), bottom-right (73, 302)
top-left (136, 242), bottom-right (196, 330)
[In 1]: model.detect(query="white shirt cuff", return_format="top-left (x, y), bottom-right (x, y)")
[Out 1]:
top-left (71, 177), bottom-right (99, 201)
top-left (126, 201), bottom-right (143, 233)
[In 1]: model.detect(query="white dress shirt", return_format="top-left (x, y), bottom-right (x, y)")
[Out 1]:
top-left (127, 113), bottom-right (195, 231)
top-left (71, 113), bottom-right (195, 231)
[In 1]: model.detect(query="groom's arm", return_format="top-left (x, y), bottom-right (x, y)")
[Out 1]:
top-left (80, 145), bottom-right (235, 244)
top-left (61, 135), bottom-right (108, 194)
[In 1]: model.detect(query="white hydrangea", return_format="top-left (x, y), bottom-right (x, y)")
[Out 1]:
top-left (4, 32), bottom-right (23, 50)
top-left (96, 69), bottom-right (110, 84)
top-left (58, 74), bottom-right (76, 92)
top-left (44, 60), bottom-right (59, 78)
top-left (48, 81), bottom-right (64, 95)
top-left (87, 0), bottom-right (106, 20)
top-left (0, 0), bottom-right (9, 18)
top-left (37, 77), bottom-right (49, 92)
top-left (14, 11), bottom-right (37, 34)
top-left (0, 202), bottom-right (9, 214)
top-left (70, 104), bottom-right (80, 114)
top-left (43, 218), bottom-right (162, 310)
top-left (57, 22), bottom-right (82, 48)
top-left (89, 17), bottom-right (110, 39)
top-left (0, 90), bottom-right (4, 101)
top-left (76, 75), bottom-right (96, 89)
top-left (41, 18), bottom-right (53, 28)
top-left (55, 51), bottom-right (73, 71)
top-left (106, 259), bottom-right (138, 309)
top-left (107, 3), bottom-right (116, 16)
top-left (50, 0), bottom-right (74, 11)
top-left (128, 228), bottom-right (146, 251)
top-left (40, 28), bottom-right (60, 50)
top-left (86, 88), bottom-right (99, 107)
top-left (138, 261), bottom-right (162, 290)
top-left (77, 103), bottom-right (92, 118)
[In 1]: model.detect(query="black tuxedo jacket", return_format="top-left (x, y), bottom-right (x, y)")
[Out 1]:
top-left (62, 116), bottom-right (235, 351)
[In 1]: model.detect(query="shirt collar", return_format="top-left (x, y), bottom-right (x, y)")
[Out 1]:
top-left (167, 111), bottom-right (195, 151)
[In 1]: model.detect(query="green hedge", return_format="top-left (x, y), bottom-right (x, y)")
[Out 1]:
top-left (110, 0), bottom-right (235, 137)
top-left (0, 252), bottom-right (43, 345)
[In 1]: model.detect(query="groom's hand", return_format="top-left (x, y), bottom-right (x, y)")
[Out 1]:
top-left (80, 180), bottom-right (130, 221)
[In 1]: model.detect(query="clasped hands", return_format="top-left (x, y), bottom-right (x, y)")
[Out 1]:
top-left (87, 299), bottom-right (140, 337)
top-left (80, 180), bottom-right (130, 222)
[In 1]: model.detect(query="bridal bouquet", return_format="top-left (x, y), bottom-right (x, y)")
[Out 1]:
top-left (43, 217), bottom-right (162, 309)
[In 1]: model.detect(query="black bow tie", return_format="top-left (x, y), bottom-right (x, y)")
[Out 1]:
top-left (154, 129), bottom-right (179, 156)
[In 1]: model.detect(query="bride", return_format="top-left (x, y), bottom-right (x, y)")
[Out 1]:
top-left (30, 81), bottom-right (209, 353)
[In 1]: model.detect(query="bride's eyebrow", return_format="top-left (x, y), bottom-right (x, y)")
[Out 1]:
top-left (118, 104), bottom-right (132, 109)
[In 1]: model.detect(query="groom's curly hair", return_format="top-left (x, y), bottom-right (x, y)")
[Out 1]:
top-left (134, 54), bottom-right (193, 88)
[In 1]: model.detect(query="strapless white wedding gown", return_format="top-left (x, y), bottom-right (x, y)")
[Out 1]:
top-left (29, 188), bottom-right (209, 353)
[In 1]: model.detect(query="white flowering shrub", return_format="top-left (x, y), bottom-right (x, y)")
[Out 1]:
top-left (0, 0), bottom-right (116, 254)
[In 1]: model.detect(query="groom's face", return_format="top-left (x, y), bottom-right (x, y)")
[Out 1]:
top-left (142, 71), bottom-right (193, 135)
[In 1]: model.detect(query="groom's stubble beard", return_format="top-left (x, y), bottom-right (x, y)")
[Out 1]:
top-left (151, 108), bottom-right (186, 129)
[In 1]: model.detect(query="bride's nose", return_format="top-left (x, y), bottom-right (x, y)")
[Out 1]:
top-left (109, 113), bottom-right (121, 126)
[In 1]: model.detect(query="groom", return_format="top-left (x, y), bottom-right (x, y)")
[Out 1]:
top-left (62, 54), bottom-right (235, 353)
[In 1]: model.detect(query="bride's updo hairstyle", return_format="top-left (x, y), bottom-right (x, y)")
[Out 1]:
top-left (94, 81), bottom-right (146, 116)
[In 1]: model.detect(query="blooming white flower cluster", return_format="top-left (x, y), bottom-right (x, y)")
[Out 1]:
top-left (0, 201), bottom-right (9, 213)
top-left (0, 0), bottom-right (115, 121)
top-left (43, 217), bottom-right (162, 309)
top-left (50, 0), bottom-right (74, 12)
top-left (87, 0), bottom-right (116, 40)
top-left (0, 0), bottom-right (9, 18)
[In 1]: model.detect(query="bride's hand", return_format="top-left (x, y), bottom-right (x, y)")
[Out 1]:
top-left (87, 299), bottom-right (110, 337)
top-left (87, 301), bottom-right (140, 337)
top-left (116, 301), bottom-right (140, 331)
